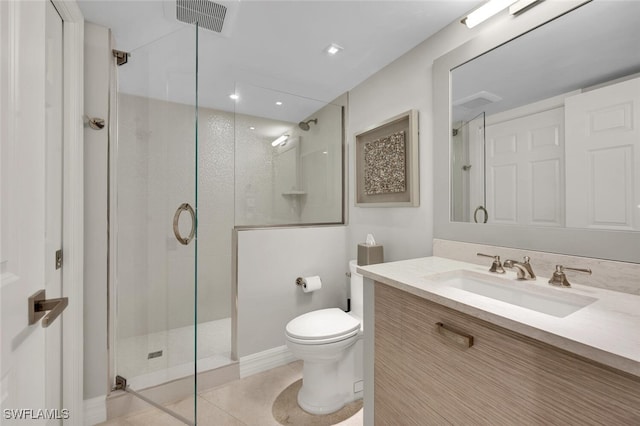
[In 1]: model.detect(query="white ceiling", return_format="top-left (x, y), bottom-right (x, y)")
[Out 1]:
top-left (78, 0), bottom-right (482, 122)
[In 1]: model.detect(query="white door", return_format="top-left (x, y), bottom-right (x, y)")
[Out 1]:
top-left (1, 1), bottom-right (65, 423)
top-left (565, 76), bottom-right (640, 230)
top-left (485, 107), bottom-right (565, 227)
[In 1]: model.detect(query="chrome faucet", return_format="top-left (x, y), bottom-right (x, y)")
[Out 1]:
top-left (503, 256), bottom-right (536, 280)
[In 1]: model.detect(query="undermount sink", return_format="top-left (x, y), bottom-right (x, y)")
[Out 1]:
top-left (425, 270), bottom-right (597, 318)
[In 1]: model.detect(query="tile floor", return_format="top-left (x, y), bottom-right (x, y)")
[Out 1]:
top-left (99, 361), bottom-right (363, 426)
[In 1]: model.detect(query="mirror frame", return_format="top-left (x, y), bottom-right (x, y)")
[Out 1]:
top-left (433, 0), bottom-right (640, 263)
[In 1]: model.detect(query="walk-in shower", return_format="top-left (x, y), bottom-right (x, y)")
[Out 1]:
top-left (110, 24), bottom-right (202, 423)
top-left (108, 19), bottom-right (345, 423)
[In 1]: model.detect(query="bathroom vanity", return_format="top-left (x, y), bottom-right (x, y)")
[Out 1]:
top-left (359, 257), bottom-right (640, 424)
top-left (363, 0), bottom-right (640, 422)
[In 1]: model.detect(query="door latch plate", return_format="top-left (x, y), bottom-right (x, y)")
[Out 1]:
top-left (55, 249), bottom-right (63, 270)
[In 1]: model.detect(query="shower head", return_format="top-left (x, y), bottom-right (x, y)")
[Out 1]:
top-left (298, 118), bottom-right (318, 131)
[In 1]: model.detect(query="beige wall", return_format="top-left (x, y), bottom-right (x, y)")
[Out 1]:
top-left (346, 11), bottom-right (480, 263)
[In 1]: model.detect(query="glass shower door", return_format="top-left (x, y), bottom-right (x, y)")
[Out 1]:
top-left (114, 25), bottom-right (198, 424)
top-left (451, 112), bottom-right (486, 223)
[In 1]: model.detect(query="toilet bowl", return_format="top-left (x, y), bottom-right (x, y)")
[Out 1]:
top-left (285, 260), bottom-right (364, 415)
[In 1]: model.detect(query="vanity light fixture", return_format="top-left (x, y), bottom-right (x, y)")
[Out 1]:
top-left (509, 0), bottom-right (544, 15)
top-left (325, 43), bottom-right (343, 56)
top-left (229, 93), bottom-right (239, 100)
top-left (271, 134), bottom-right (289, 147)
top-left (275, 101), bottom-right (283, 106)
top-left (462, 0), bottom-right (518, 28)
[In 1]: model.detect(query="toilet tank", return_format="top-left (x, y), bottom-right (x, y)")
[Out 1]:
top-left (349, 260), bottom-right (364, 321)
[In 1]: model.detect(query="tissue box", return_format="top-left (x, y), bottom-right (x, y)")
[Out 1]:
top-left (357, 244), bottom-right (384, 266)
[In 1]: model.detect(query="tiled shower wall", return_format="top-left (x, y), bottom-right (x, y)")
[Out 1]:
top-left (117, 94), bottom-right (234, 338)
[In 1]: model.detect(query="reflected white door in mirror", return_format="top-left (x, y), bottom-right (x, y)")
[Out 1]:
top-left (485, 106), bottom-right (565, 227)
top-left (565, 77), bottom-right (640, 231)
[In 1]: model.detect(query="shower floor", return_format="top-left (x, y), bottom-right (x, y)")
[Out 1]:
top-left (116, 317), bottom-right (233, 390)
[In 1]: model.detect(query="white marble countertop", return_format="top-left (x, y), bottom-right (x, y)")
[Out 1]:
top-left (357, 256), bottom-right (640, 378)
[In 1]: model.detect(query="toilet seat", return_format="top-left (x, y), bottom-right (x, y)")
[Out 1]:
top-left (285, 308), bottom-right (360, 345)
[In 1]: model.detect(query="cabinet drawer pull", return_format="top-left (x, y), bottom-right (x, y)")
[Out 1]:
top-left (436, 322), bottom-right (474, 348)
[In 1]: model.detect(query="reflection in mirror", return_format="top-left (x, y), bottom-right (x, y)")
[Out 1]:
top-left (451, 112), bottom-right (485, 223)
top-left (451, 1), bottom-right (640, 231)
top-left (234, 83), bottom-right (344, 226)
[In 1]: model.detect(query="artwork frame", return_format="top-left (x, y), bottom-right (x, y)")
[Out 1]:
top-left (355, 109), bottom-right (419, 207)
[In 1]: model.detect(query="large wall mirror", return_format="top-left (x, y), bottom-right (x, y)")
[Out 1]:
top-left (434, 0), bottom-right (640, 263)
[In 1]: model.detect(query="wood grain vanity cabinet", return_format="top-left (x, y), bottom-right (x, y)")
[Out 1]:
top-left (374, 283), bottom-right (640, 425)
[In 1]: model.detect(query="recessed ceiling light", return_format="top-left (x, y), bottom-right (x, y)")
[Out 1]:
top-left (229, 93), bottom-right (239, 100)
top-left (275, 101), bottom-right (283, 106)
top-left (249, 126), bottom-right (255, 130)
top-left (325, 43), bottom-right (343, 56)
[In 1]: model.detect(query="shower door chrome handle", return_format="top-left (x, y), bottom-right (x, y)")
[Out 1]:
top-left (474, 205), bottom-right (488, 223)
top-left (173, 203), bottom-right (196, 245)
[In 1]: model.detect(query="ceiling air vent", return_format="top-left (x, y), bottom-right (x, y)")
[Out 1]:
top-left (453, 90), bottom-right (503, 110)
top-left (175, 0), bottom-right (238, 35)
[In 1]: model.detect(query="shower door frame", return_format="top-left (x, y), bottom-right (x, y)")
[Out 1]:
top-left (53, 0), bottom-right (86, 420)
top-left (106, 23), bottom-right (241, 423)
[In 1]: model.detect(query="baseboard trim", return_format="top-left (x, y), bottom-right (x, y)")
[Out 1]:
top-left (239, 345), bottom-right (296, 378)
top-left (83, 395), bottom-right (106, 426)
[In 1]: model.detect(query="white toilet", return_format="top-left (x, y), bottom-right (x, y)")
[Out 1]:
top-left (285, 260), bottom-right (364, 415)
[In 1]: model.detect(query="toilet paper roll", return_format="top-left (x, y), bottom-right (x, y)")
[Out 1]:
top-left (301, 276), bottom-right (322, 293)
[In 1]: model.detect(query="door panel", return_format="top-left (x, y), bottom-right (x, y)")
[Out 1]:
top-left (565, 76), bottom-right (640, 230)
top-left (485, 107), bottom-right (565, 227)
top-left (45, 1), bottom-right (64, 419)
top-left (1, 0), bottom-right (64, 421)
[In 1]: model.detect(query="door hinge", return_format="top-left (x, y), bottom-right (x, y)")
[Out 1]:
top-left (114, 375), bottom-right (127, 391)
top-left (55, 249), bottom-right (63, 270)
top-left (112, 49), bottom-right (130, 66)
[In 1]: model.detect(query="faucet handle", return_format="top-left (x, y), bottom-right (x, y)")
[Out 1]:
top-left (548, 265), bottom-right (592, 287)
top-left (476, 253), bottom-right (505, 274)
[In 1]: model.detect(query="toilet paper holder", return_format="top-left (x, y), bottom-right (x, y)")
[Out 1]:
top-left (296, 276), bottom-right (323, 293)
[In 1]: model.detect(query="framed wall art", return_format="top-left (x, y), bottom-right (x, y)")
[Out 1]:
top-left (355, 109), bottom-right (419, 207)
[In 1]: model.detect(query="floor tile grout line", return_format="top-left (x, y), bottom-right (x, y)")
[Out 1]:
top-left (196, 394), bottom-right (249, 425)
top-left (107, 361), bottom-right (306, 425)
